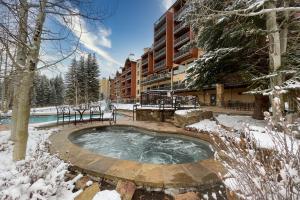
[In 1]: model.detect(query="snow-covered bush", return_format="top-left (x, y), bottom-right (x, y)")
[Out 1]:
top-left (215, 97), bottom-right (300, 199)
top-left (0, 139), bottom-right (68, 200)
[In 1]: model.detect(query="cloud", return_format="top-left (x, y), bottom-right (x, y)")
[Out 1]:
top-left (56, 8), bottom-right (121, 67)
top-left (161, 0), bottom-right (176, 10)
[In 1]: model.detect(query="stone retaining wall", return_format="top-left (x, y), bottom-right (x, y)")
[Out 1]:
top-left (136, 109), bottom-right (174, 122)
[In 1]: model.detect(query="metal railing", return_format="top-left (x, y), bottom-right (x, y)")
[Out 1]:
top-left (154, 36), bottom-right (166, 49)
top-left (154, 47), bottom-right (166, 60)
top-left (174, 5), bottom-right (188, 21)
top-left (142, 67), bottom-right (148, 75)
top-left (174, 49), bottom-right (190, 61)
top-left (141, 72), bottom-right (171, 85)
top-left (142, 58), bottom-right (148, 66)
top-left (154, 26), bottom-right (166, 39)
top-left (154, 14), bottom-right (166, 28)
top-left (174, 22), bottom-right (187, 33)
top-left (154, 60), bottom-right (165, 70)
top-left (174, 32), bottom-right (190, 47)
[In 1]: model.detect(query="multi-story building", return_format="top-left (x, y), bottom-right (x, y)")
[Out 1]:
top-left (141, 0), bottom-right (200, 93)
top-left (110, 55), bottom-right (137, 102)
top-left (136, 59), bottom-right (142, 101)
top-left (99, 78), bottom-right (110, 100)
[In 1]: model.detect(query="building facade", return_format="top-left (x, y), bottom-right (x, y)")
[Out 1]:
top-left (141, 0), bottom-right (200, 93)
top-left (109, 55), bottom-right (137, 102)
top-left (109, 0), bottom-right (256, 108)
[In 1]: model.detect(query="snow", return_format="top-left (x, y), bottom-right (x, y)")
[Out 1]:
top-left (0, 125), bottom-right (120, 200)
top-left (175, 109), bottom-right (201, 116)
top-left (113, 103), bottom-right (135, 110)
top-left (86, 180), bottom-right (93, 187)
top-left (215, 114), bottom-right (266, 131)
top-left (92, 190), bottom-right (121, 200)
top-left (187, 119), bottom-right (219, 133)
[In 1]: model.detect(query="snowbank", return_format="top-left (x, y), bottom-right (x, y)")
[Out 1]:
top-left (0, 126), bottom-right (120, 200)
top-left (175, 109), bottom-right (201, 116)
top-left (186, 119), bottom-right (219, 133)
top-left (113, 103), bottom-right (135, 111)
top-left (216, 114), bottom-right (266, 131)
top-left (92, 190), bottom-right (121, 200)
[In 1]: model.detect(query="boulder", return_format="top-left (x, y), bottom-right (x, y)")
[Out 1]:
top-left (174, 109), bottom-right (213, 128)
top-left (174, 192), bottom-right (200, 200)
top-left (75, 176), bottom-right (91, 190)
top-left (75, 183), bottom-right (100, 200)
top-left (115, 180), bottom-right (136, 200)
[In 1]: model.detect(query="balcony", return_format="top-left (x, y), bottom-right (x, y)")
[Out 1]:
top-left (174, 22), bottom-right (188, 34)
top-left (154, 26), bottom-right (166, 39)
top-left (126, 74), bottom-right (131, 80)
top-left (142, 58), bottom-right (148, 66)
top-left (154, 14), bottom-right (166, 29)
top-left (154, 36), bottom-right (166, 50)
top-left (154, 59), bottom-right (165, 71)
top-left (154, 48), bottom-right (166, 60)
top-left (174, 32), bottom-right (190, 48)
top-left (174, 49), bottom-right (190, 61)
top-left (142, 67), bottom-right (148, 75)
top-left (174, 5), bottom-right (188, 21)
top-left (141, 72), bottom-right (171, 85)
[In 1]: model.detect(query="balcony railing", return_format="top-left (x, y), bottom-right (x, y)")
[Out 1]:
top-left (154, 48), bottom-right (166, 60)
top-left (174, 49), bottom-right (190, 61)
top-left (154, 60), bottom-right (165, 71)
top-left (154, 14), bottom-right (166, 29)
top-left (154, 26), bottom-right (166, 39)
top-left (141, 72), bottom-right (171, 85)
top-left (154, 36), bottom-right (166, 49)
top-left (174, 5), bottom-right (188, 21)
top-left (174, 22), bottom-right (188, 33)
top-left (142, 58), bottom-right (148, 66)
top-left (142, 67), bottom-right (148, 75)
top-left (174, 32), bottom-right (190, 47)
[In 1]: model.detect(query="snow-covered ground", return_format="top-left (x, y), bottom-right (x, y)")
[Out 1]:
top-left (215, 114), bottom-right (267, 131)
top-left (113, 103), bottom-right (135, 111)
top-left (175, 109), bottom-right (202, 116)
top-left (186, 114), bottom-right (299, 151)
top-left (187, 119), bottom-right (220, 133)
top-left (0, 125), bottom-right (120, 200)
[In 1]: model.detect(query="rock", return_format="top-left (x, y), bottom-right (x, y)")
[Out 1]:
top-left (64, 173), bottom-right (77, 182)
top-left (174, 192), bottom-right (200, 200)
top-left (75, 176), bottom-right (91, 190)
top-left (174, 110), bottom-right (213, 128)
top-left (75, 183), bottom-right (100, 200)
top-left (226, 189), bottom-right (238, 200)
top-left (115, 180), bottom-right (136, 200)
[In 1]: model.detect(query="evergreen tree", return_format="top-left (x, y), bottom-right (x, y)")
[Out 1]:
top-left (54, 75), bottom-right (65, 105)
top-left (87, 54), bottom-right (100, 103)
top-left (65, 58), bottom-right (79, 105)
top-left (185, 0), bottom-right (269, 90)
top-left (77, 56), bottom-right (86, 104)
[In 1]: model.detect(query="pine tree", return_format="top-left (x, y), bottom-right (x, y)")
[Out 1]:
top-left (77, 56), bottom-right (87, 104)
top-left (54, 75), bottom-right (65, 105)
top-left (88, 54), bottom-right (100, 102)
top-left (65, 58), bottom-right (79, 105)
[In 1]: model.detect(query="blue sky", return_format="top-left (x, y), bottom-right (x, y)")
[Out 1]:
top-left (40, 0), bottom-right (176, 79)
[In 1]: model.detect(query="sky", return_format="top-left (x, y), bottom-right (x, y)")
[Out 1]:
top-left (40, 0), bottom-right (176, 79)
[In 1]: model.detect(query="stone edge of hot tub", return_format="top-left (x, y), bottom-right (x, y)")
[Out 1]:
top-left (49, 120), bottom-right (226, 188)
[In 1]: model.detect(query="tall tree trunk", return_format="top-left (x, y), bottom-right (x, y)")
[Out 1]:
top-left (12, 70), bottom-right (34, 160)
top-left (10, 0), bottom-right (29, 141)
top-left (13, 0), bottom-right (47, 160)
top-left (265, 0), bottom-right (283, 123)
